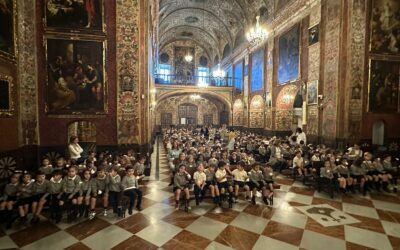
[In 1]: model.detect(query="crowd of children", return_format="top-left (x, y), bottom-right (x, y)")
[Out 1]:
top-left (163, 126), bottom-right (399, 210)
top-left (0, 152), bottom-right (147, 229)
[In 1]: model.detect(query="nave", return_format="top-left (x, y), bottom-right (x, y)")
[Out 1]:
top-left (0, 137), bottom-right (399, 250)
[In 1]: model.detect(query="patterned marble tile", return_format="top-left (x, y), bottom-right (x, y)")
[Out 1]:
top-left (66, 218), bottom-right (111, 240)
top-left (214, 225), bottom-right (260, 250)
top-left (162, 230), bottom-right (211, 250)
top-left (111, 235), bottom-right (158, 250)
top-left (9, 221), bottom-right (60, 248)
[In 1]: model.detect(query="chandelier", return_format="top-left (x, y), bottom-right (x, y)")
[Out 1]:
top-left (246, 16), bottom-right (268, 46)
top-left (184, 52), bottom-right (193, 62)
top-left (212, 63), bottom-right (225, 78)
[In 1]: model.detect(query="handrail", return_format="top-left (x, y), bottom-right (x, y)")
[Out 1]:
top-left (154, 74), bottom-right (237, 87)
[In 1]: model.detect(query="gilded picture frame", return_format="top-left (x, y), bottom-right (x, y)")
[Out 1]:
top-left (308, 24), bottom-right (319, 46)
top-left (0, 74), bottom-right (14, 117)
top-left (44, 0), bottom-right (105, 35)
top-left (0, 0), bottom-right (17, 62)
top-left (44, 36), bottom-right (108, 116)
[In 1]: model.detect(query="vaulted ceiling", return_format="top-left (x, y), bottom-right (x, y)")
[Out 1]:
top-left (158, 0), bottom-right (274, 62)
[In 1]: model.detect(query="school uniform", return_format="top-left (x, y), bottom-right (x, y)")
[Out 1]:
top-left (93, 176), bottom-right (109, 197)
top-left (32, 179), bottom-right (50, 202)
top-left (350, 164), bottom-right (367, 182)
top-left (249, 169), bottom-right (264, 190)
top-left (337, 165), bottom-right (350, 178)
top-left (320, 167), bottom-right (334, 179)
top-left (2, 182), bottom-right (19, 202)
top-left (204, 169), bottom-right (216, 186)
top-left (215, 169), bottom-right (230, 189)
top-left (39, 165), bottom-right (54, 175)
top-left (108, 175), bottom-right (122, 213)
top-left (193, 171), bottom-right (206, 203)
top-left (17, 181), bottom-right (35, 205)
top-left (263, 168), bottom-right (274, 184)
top-left (133, 162), bottom-right (146, 176)
top-left (232, 169), bottom-right (248, 188)
top-left (121, 175), bottom-right (142, 209)
top-left (173, 172), bottom-right (191, 191)
top-left (61, 175), bottom-right (82, 201)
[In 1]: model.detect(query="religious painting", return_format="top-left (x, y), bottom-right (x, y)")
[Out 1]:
top-left (278, 24), bottom-right (300, 85)
top-left (174, 46), bottom-right (195, 82)
top-left (44, 0), bottom-right (104, 32)
top-left (250, 48), bottom-right (264, 92)
top-left (45, 38), bottom-right (106, 115)
top-left (370, 0), bottom-right (400, 55)
top-left (368, 60), bottom-right (399, 113)
top-left (0, 74), bottom-right (13, 117)
top-left (0, 0), bottom-right (16, 59)
top-left (307, 80), bottom-right (318, 105)
top-left (308, 24), bottom-right (319, 46)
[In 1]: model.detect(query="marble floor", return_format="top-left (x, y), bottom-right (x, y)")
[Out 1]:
top-left (1, 142), bottom-right (400, 250)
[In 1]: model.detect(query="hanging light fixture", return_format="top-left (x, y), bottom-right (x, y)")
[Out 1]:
top-left (213, 63), bottom-right (225, 78)
top-left (184, 49), bottom-right (193, 62)
top-left (246, 16), bottom-right (268, 46)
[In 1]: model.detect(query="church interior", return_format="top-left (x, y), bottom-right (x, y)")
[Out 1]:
top-left (0, 0), bottom-right (400, 249)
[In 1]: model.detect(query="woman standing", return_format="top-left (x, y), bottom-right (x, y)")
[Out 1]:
top-left (68, 136), bottom-right (83, 162)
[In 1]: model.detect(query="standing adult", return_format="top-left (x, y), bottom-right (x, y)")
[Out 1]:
top-left (68, 136), bottom-right (84, 162)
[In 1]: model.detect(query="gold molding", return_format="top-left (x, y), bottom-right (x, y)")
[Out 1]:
top-left (0, 0), bottom-right (18, 63)
top-left (0, 74), bottom-right (14, 117)
top-left (44, 36), bottom-right (108, 117)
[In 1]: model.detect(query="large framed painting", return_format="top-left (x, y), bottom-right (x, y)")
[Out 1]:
top-left (174, 46), bottom-right (195, 82)
top-left (250, 48), bottom-right (264, 92)
top-left (368, 60), bottom-right (399, 113)
top-left (278, 24), bottom-right (300, 85)
top-left (370, 0), bottom-right (400, 55)
top-left (0, 74), bottom-right (14, 117)
top-left (307, 80), bottom-right (318, 105)
top-left (44, 0), bottom-right (104, 33)
top-left (0, 0), bottom-right (16, 60)
top-left (45, 37), bottom-right (107, 115)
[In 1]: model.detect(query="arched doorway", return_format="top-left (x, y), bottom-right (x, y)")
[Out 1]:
top-left (372, 120), bottom-right (385, 145)
top-left (178, 103), bottom-right (198, 125)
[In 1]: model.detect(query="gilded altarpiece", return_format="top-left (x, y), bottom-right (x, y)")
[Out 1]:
top-left (233, 99), bottom-right (244, 126)
top-left (249, 95), bottom-right (264, 128)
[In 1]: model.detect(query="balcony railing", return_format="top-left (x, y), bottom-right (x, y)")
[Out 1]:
top-left (154, 74), bottom-right (236, 87)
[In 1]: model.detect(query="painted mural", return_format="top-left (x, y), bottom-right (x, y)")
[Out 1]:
top-left (45, 0), bottom-right (104, 32)
top-left (369, 60), bottom-right (399, 113)
top-left (278, 24), bottom-right (300, 84)
top-left (370, 0), bottom-right (400, 55)
top-left (0, 0), bottom-right (15, 58)
top-left (275, 110), bottom-right (293, 131)
top-left (250, 48), bottom-right (264, 92)
top-left (174, 46), bottom-right (195, 80)
top-left (46, 38), bottom-right (106, 114)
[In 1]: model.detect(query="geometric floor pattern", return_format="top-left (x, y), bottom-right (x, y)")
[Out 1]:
top-left (1, 141), bottom-right (399, 250)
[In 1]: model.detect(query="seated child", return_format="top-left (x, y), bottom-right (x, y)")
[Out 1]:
top-left (121, 166), bottom-right (142, 214)
top-left (249, 164), bottom-right (268, 205)
top-left (215, 162), bottom-right (234, 206)
top-left (60, 166), bottom-right (82, 221)
top-left (40, 170), bottom-right (63, 223)
top-left (262, 163), bottom-right (274, 204)
top-left (89, 166), bottom-right (109, 219)
top-left (0, 174), bottom-right (20, 228)
top-left (108, 166), bottom-right (122, 216)
top-left (173, 164), bottom-right (191, 211)
top-left (204, 164), bottom-right (220, 204)
top-left (232, 162), bottom-right (250, 201)
top-left (31, 171), bottom-right (50, 223)
top-left (16, 172), bottom-right (35, 222)
top-left (193, 163), bottom-right (206, 206)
